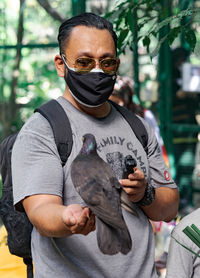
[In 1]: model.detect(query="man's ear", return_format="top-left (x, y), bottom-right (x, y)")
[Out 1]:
top-left (54, 54), bottom-right (66, 77)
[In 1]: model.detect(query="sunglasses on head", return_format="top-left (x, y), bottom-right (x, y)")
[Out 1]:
top-left (62, 54), bottom-right (119, 75)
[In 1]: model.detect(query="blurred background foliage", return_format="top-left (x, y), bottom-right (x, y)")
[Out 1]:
top-left (0, 0), bottom-right (69, 140)
top-left (108, 0), bottom-right (198, 56)
top-left (1, 0), bottom-right (199, 140)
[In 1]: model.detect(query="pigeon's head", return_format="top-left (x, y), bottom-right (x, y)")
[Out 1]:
top-left (81, 133), bottom-right (97, 155)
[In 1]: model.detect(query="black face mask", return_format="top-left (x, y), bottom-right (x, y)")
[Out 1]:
top-left (64, 63), bottom-right (116, 107)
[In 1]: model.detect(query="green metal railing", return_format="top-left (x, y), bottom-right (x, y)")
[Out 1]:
top-left (72, 0), bottom-right (86, 16)
top-left (158, 0), bottom-right (175, 176)
top-left (0, 43), bottom-right (58, 49)
top-left (158, 0), bottom-right (198, 206)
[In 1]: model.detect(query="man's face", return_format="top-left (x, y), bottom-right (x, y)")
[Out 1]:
top-left (63, 25), bottom-right (117, 70)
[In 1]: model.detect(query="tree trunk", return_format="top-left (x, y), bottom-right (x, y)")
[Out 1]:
top-left (1, 0), bottom-right (25, 139)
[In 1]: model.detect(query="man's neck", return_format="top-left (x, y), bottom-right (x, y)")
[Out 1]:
top-left (63, 88), bottom-right (111, 118)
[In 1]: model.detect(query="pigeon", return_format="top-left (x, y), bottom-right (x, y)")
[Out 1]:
top-left (70, 133), bottom-right (133, 255)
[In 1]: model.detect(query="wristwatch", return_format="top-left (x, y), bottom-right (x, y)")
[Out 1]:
top-left (136, 183), bottom-right (155, 206)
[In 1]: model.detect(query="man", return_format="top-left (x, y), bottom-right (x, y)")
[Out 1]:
top-left (12, 13), bottom-right (179, 278)
top-left (166, 208), bottom-right (200, 277)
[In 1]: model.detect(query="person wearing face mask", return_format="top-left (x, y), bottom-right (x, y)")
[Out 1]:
top-left (11, 13), bottom-right (179, 278)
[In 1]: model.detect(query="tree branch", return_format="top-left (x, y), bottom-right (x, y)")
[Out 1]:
top-left (36, 0), bottom-right (65, 23)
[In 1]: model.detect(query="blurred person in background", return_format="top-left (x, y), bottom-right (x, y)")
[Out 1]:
top-left (109, 75), bottom-right (169, 167)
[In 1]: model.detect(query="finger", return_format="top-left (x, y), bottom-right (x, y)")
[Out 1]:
top-left (81, 216), bottom-right (96, 235)
top-left (123, 188), bottom-right (145, 202)
top-left (79, 207), bottom-right (95, 225)
top-left (119, 179), bottom-right (138, 187)
top-left (78, 213), bottom-right (90, 226)
top-left (84, 212), bottom-right (96, 229)
top-left (89, 214), bottom-right (96, 227)
top-left (62, 209), bottom-right (77, 227)
top-left (81, 207), bottom-right (91, 219)
top-left (123, 187), bottom-right (137, 195)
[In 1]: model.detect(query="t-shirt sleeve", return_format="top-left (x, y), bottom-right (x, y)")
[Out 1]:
top-left (141, 118), bottom-right (177, 189)
top-left (12, 113), bottom-right (64, 211)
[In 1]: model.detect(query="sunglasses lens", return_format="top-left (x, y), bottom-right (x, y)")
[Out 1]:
top-left (74, 57), bottom-right (118, 74)
top-left (75, 58), bottom-right (95, 73)
top-left (100, 58), bottom-right (118, 74)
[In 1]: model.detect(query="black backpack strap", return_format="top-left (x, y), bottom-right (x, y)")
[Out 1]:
top-left (109, 100), bottom-right (148, 154)
top-left (23, 258), bottom-right (33, 278)
top-left (34, 99), bottom-right (73, 166)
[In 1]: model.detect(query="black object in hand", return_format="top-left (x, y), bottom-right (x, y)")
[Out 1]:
top-left (123, 155), bottom-right (137, 179)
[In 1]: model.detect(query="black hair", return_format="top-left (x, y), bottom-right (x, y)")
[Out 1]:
top-left (58, 12), bottom-right (118, 54)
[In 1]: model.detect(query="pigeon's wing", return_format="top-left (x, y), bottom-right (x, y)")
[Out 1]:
top-left (71, 155), bottom-right (126, 229)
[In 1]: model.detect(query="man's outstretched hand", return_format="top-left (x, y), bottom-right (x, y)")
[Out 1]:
top-left (62, 204), bottom-right (96, 236)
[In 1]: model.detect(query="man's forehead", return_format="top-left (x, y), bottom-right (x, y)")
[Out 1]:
top-left (65, 25), bottom-right (116, 56)
top-left (70, 25), bottom-right (109, 35)
top-left (67, 25), bottom-right (114, 45)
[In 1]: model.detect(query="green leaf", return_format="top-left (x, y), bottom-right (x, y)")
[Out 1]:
top-left (117, 42), bottom-right (127, 56)
top-left (143, 36), bottom-right (151, 53)
top-left (152, 9), bottom-right (196, 35)
top-left (173, 6), bottom-right (180, 15)
top-left (115, 9), bottom-right (127, 29)
top-left (167, 26), bottom-right (181, 46)
top-left (184, 29), bottom-right (197, 52)
top-left (127, 10), bottom-right (135, 34)
top-left (104, 10), bottom-right (114, 19)
top-left (104, 0), bottom-right (129, 19)
top-left (116, 0), bottom-right (130, 9)
top-left (117, 29), bottom-right (129, 51)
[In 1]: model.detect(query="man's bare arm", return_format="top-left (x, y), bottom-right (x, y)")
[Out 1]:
top-left (141, 187), bottom-right (179, 222)
top-left (22, 194), bottom-right (95, 237)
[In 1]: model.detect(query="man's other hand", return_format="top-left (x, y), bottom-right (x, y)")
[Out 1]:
top-left (119, 167), bottom-right (146, 203)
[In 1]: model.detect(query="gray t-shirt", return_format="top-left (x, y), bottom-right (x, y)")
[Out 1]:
top-left (12, 96), bottom-right (176, 278)
top-left (166, 208), bottom-right (200, 278)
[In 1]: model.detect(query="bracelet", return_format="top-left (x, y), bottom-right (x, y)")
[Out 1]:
top-left (136, 183), bottom-right (155, 207)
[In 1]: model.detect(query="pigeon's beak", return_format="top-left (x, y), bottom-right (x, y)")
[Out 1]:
top-left (82, 136), bottom-right (85, 143)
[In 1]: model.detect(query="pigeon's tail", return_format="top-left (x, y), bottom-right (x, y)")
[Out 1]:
top-left (96, 217), bottom-right (132, 255)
